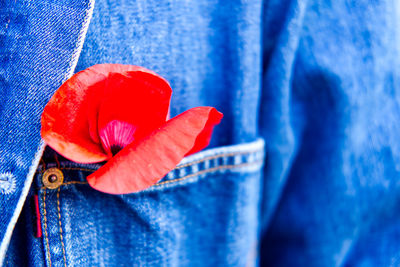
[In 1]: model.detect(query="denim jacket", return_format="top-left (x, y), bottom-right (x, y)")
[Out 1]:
top-left (1, 0), bottom-right (264, 265)
top-left (2, 0), bottom-right (400, 266)
top-left (0, 0), bottom-right (95, 264)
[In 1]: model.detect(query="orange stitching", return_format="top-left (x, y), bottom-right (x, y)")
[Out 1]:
top-left (62, 181), bottom-right (87, 186)
top-left (40, 181), bottom-right (87, 190)
top-left (155, 160), bottom-right (264, 187)
top-left (54, 153), bottom-right (61, 169)
top-left (42, 189), bottom-right (52, 267)
top-left (57, 188), bottom-right (67, 267)
top-left (60, 167), bottom-right (98, 172)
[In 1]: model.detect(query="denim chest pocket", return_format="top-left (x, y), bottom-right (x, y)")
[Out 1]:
top-left (29, 138), bottom-right (265, 267)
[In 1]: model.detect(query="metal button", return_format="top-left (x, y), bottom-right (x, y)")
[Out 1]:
top-left (42, 168), bottom-right (64, 189)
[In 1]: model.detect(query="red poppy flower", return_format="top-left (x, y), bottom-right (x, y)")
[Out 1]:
top-left (41, 64), bottom-right (223, 194)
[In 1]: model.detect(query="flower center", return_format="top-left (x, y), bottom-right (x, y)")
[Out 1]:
top-left (110, 144), bottom-right (124, 156)
top-left (100, 120), bottom-right (137, 157)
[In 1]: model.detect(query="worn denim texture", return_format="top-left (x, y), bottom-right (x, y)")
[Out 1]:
top-left (4, 140), bottom-right (264, 266)
top-left (0, 0), bottom-right (94, 264)
top-left (2, 0), bottom-right (400, 266)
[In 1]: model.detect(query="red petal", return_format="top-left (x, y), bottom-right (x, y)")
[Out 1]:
top-left (87, 107), bottom-right (223, 194)
top-left (97, 71), bottom-right (172, 144)
top-left (184, 107), bottom-right (223, 156)
top-left (41, 64), bottom-right (172, 163)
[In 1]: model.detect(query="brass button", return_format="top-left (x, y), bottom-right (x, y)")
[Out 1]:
top-left (42, 168), bottom-right (64, 189)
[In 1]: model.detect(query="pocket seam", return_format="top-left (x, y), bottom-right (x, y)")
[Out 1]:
top-left (56, 188), bottom-right (67, 267)
top-left (38, 139), bottom-right (265, 190)
top-left (44, 148), bottom-right (263, 174)
top-left (155, 160), bottom-right (263, 187)
top-left (39, 157), bottom-right (263, 190)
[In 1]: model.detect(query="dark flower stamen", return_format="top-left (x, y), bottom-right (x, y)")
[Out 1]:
top-left (110, 144), bottom-right (123, 156)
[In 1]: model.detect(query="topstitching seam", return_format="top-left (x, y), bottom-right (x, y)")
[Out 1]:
top-left (155, 160), bottom-right (264, 187)
top-left (42, 188), bottom-right (52, 267)
top-left (57, 188), bottom-right (67, 267)
top-left (174, 149), bottom-right (263, 169)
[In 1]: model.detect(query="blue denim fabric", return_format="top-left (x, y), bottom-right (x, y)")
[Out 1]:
top-left (3, 0), bottom-right (400, 266)
top-left (260, 1), bottom-right (400, 266)
top-left (2, 0), bottom-right (265, 265)
top-left (0, 0), bottom-right (94, 264)
top-left (4, 140), bottom-right (264, 266)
